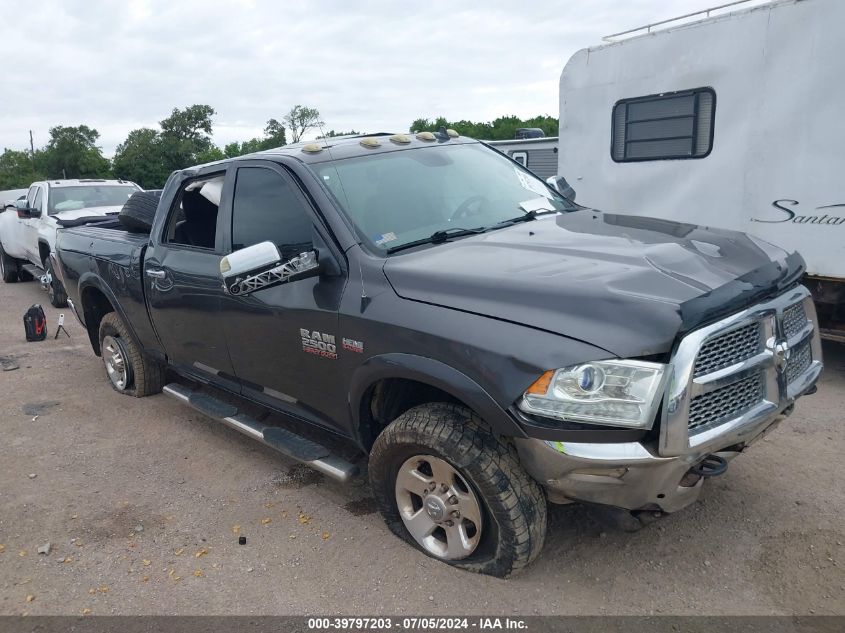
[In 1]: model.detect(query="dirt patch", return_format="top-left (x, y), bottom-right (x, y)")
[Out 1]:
top-left (343, 497), bottom-right (378, 516)
top-left (752, 528), bottom-right (844, 614)
top-left (22, 401), bottom-right (60, 416)
top-left (271, 464), bottom-right (324, 488)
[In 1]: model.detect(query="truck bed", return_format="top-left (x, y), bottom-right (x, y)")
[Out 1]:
top-left (56, 221), bottom-right (159, 356)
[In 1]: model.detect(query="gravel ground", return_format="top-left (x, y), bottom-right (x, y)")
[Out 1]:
top-left (0, 279), bottom-right (842, 616)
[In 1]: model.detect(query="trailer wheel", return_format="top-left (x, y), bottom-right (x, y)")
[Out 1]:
top-left (369, 403), bottom-right (547, 577)
top-left (118, 190), bottom-right (162, 234)
top-left (0, 243), bottom-right (19, 283)
top-left (98, 312), bottom-right (164, 397)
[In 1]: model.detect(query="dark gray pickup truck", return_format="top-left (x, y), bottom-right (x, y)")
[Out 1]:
top-left (55, 131), bottom-right (823, 575)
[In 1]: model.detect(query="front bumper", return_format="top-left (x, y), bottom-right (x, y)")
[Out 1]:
top-left (515, 285), bottom-right (823, 514)
top-left (515, 402), bottom-right (792, 513)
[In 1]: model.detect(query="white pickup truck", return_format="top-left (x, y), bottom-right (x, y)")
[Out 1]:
top-left (0, 179), bottom-right (140, 306)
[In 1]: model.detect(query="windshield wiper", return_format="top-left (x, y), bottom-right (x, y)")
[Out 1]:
top-left (385, 227), bottom-right (485, 254)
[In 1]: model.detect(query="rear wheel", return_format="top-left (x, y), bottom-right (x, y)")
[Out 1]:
top-left (0, 243), bottom-right (19, 283)
top-left (369, 403), bottom-right (547, 576)
top-left (98, 312), bottom-right (164, 397)
top-left (45, 257), bottom-right (68, 308)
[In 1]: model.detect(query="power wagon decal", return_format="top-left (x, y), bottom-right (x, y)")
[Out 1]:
top-left (300, 329), bottom-right (337, 359)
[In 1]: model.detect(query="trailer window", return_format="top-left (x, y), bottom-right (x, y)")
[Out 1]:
top-left (611, 88), bottom-right (715, 161)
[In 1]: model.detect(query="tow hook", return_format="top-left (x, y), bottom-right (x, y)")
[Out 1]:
top-left (689, 454), bottom-right (728, 478)
top-left (40, 272), bottom-right (51, 290)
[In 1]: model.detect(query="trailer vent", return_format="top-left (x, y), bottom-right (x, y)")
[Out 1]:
top-left (611, 87), bottom-right (715, 162)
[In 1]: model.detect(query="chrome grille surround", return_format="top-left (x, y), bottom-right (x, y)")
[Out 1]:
top-left (785, 339), bottom-right (812, 384)
top-left (661, 286), bottom-right (823, 457)
top-left (782, 301), bottom-right (807, 339)
top-left (688, 373), bottom-right (764, 431)
top-left (693, 322), bottom-right (761, 378)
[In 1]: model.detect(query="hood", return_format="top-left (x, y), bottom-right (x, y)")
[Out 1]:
top-left (53, 205), bottom-right (122, 221)
top-left (382, 210), bottom-right (803, 357)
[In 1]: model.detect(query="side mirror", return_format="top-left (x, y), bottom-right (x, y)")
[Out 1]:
top-left (546, 175), bottom-right (576, 202)
top-left (220, 241), bottom-right (321, 296)
top-left (15, 199), bottom-right (31, 218)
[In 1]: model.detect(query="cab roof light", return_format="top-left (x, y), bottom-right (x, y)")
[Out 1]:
top-left (415, 131), bottom-right (436, 142)
top-left (389, 134), bottom-right (411, 144)
top-left (446, 128), bottom-right (459, 138)
top-left (301, 143), bottom-right (323, 153)
top-left (359, 137), bottom-right (382, 148)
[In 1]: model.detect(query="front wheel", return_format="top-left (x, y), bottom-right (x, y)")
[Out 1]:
top-left (0, 243), bottom-right (19, 283)
top-left (45, 257), bottom-right (68, 308)
top-left (98, 312), bottom-right (164, 397)
top-left (369, 403), bottom-right (547, 577)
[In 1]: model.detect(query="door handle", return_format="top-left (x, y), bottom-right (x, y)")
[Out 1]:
top-left (146, 269), bottom-right (167, 279)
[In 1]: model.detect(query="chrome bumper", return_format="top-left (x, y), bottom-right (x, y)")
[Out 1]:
top-left (516, 285), bottom-right (823, 514)
top-left (515, 402), bottom-right (794, 513)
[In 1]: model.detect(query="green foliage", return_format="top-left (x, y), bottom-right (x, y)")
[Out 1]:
top-left (284, 105), bottom-right (324, 143)
top-left (318, 129), bottom-right (360, 139)
top-left (158, 105), bottom-right (217, 172)
top-left (409, 114), bottom-right (559, 140)
top-left (39, 125), bottom-right (111, 179)
top-left (262, 118), bottom-right (287, 148)
top-left (112, 128), bottom-right (170, 190)
top-left (0, 149), bottom-right (43, 190)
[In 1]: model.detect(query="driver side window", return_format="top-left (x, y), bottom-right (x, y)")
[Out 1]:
top-left (231, 167), bottom-right (313, 261)
top-left (32, 188), bottom-right (43, 213)
top-left (163, 174), bottom-right (224, 250)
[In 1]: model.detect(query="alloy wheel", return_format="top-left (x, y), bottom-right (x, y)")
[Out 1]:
top-left (394, 454), bottom-right (483, 560)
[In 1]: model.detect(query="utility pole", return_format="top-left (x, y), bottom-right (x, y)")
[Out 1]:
top-left (29, 130), bottom-right (35, 169)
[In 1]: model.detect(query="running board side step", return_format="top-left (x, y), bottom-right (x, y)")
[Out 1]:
top-left (162, 383), bottom-right (359, 483)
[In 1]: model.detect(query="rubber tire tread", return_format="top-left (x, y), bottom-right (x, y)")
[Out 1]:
top-left (369, 403), bottom-right (547, 577)
top-left (0, 243), bottom-right (19, 282)
top-left (118, 190), bottom-right (162, 234)
top-left (45, 257), bottom-right (68, 308)
top-left (98, 312), bottom-right (164, 397)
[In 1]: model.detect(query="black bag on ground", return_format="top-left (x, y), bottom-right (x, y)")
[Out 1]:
top-left (24, 304), bottom-right (47, 341)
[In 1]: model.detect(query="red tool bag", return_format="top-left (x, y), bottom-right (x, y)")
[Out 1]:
top-left (23, 304), bottom-right (47, 342)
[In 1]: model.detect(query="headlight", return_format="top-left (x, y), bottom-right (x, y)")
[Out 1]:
top-left (517, 360), bottom-right (667, 429)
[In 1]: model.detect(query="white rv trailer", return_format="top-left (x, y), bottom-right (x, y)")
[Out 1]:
top-left (486, 137), bottom-right (559, 180)
top-left (557, 0), bottom-right (844, 341)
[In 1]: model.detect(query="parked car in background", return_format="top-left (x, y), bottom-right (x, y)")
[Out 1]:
top-left (556, 0), bottom-right (845, 342)
top-left (1, 188), bottom-right (28, 208)
top-left (0, 179), bottom-right (140, 306)
top-left (54, 131), bottom-right (822, 575)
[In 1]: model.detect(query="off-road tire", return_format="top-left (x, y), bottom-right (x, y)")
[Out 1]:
top-left (98, 312), bottom-right (164, 397)
top-left (369, 403), bottom-right (547, 577)
top-left (0, 243), bottom-right (19, 282)
top-left (45, 257), bottom-right (68, 308)
top-left (118, 190), bottom-right (162, 234)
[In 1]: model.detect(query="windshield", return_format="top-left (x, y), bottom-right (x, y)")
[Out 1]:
top-left (48, 185), bottom-right (138, 214)
top-left (311, 142), bottom-right (575, 252)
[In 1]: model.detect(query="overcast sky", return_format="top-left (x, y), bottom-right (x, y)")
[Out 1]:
top-left (0, 0), bottom-right (769, 155)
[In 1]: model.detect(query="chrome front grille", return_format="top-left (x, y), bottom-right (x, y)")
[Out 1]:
top-left (662, 286), bottom-right (822, 456)
top-left (782, 301), bottom-right (807, 339)
top-left (785, 339), bottom-right (812, 384)
top-left (688, 374), bottom-right (763, 431)
top-left (693, 322), bottom-right (761, 377)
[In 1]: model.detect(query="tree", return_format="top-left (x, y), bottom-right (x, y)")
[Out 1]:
top-left (158, 105), bottom-right (217, 172)
top-left (283, 105), bottom-right (323, 143)
top-left (0, 149), bottom-right (43, 189)
top-left (318, 129), bottom-right (360, 139)
top-left (112, 128), bottom-right (170, 189)
top-left (261, 118), bottom-right (287, 149)
top-left (407, 114), bottom-right (559, 140)
top-left (39, 125), bottom-right (110, 179)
